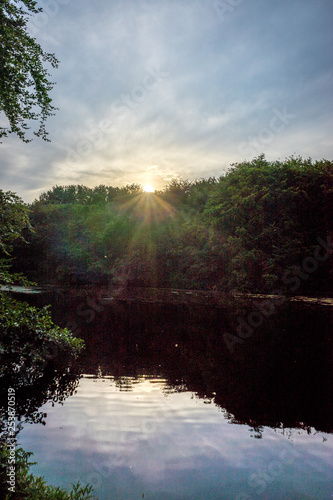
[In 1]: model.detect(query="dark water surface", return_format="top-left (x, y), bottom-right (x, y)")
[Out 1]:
top-left (2, 293), bottom-right (333, 499)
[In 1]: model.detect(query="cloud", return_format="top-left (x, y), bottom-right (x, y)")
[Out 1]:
top-left (1, 0), bottom-right (332, 201)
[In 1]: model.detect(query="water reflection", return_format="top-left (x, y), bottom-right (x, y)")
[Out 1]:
top-left (65, 298), bottom-right (332, 436)
top-left (1, 295), bottom-right (332, 499)
top-left (0, 364), bottom-right (81, 441)
top-left (1, 296), bottom-right (332, 436)
top-left (17, 375), bottom-right (333, 500)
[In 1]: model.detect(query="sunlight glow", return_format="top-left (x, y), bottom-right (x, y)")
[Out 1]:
top-left (143, 184), bottom-right (155, 193)
top-left (116, 191), bottom-right (175, 288)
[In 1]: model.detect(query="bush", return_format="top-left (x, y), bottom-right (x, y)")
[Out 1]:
top-left (0, 294), bottom-right (84, 383)
top-left (0, 444), bottom-right (95, 499)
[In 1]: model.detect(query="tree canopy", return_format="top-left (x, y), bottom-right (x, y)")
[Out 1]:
top-left (0, 189), bottom-right (31, 255)
top-left (13, 156), bottom-right (333, 295)
top-left (0, 0), bottom-right (58, 142)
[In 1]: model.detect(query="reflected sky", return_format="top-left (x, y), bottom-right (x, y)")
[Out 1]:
top-left (18, 375), bottom-right (333, 500)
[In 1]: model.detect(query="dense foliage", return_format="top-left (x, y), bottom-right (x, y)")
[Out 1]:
top-left (13, 156), bottom-right (333, 295)
top-left (0, 188), bottom-right (84, 379)
top-left (0, 190), bottom-right (31, 255)
top-left (0, 0), bottom-right (58, 142)
top-left (0, 295), bottom-right (84, 383)
top-left (0, 188), bottom-right (84, 377)
top-left (0, 446), bottom-right (95, 499)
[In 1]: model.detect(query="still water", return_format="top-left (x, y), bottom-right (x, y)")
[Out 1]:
top-left (5, 295), bottom-right (333, 498)
top-left (18, 374), bottom-right (332, 500)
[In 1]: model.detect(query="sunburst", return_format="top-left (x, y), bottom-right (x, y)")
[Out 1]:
top-left (143, 184), bottom-right (155, 193)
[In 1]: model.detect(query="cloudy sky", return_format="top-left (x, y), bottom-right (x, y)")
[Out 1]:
top-left (1, 0), bottom-right (332, 202)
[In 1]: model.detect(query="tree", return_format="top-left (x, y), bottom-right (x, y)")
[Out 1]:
top-left (0, 189), bottom-right (84, 381)
top-left (0, 0), bottom-right (58, 142)
top-left (205, 156), bottom-right (333, 292)
top-left (0, 189), bottom-right (31, 255)
top-left (158, 179), bottom-right (192, 206)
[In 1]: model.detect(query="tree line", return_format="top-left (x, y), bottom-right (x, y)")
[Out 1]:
top-left (10, 155), bottom-right (333, 295)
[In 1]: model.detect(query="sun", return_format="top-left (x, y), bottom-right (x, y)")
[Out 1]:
top-left (143, 184), bottom-right (155, 193)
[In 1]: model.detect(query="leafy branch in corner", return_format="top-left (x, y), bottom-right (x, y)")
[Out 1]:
top-left (0, 0), bottom-right (59, 142)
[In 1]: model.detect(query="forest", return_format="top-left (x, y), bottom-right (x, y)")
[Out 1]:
top-left (10, 155), bottom-right (333, 296)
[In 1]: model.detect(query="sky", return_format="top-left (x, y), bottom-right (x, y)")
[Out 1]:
top-left (1, 0), bottom-right (333, 202)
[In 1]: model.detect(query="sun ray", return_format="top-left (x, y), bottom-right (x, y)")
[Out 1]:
top-left (114, 192), bottom-right (176, 288)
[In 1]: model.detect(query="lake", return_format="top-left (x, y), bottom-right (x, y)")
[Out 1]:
top-left (3, 292), bottom-right (333, 499)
